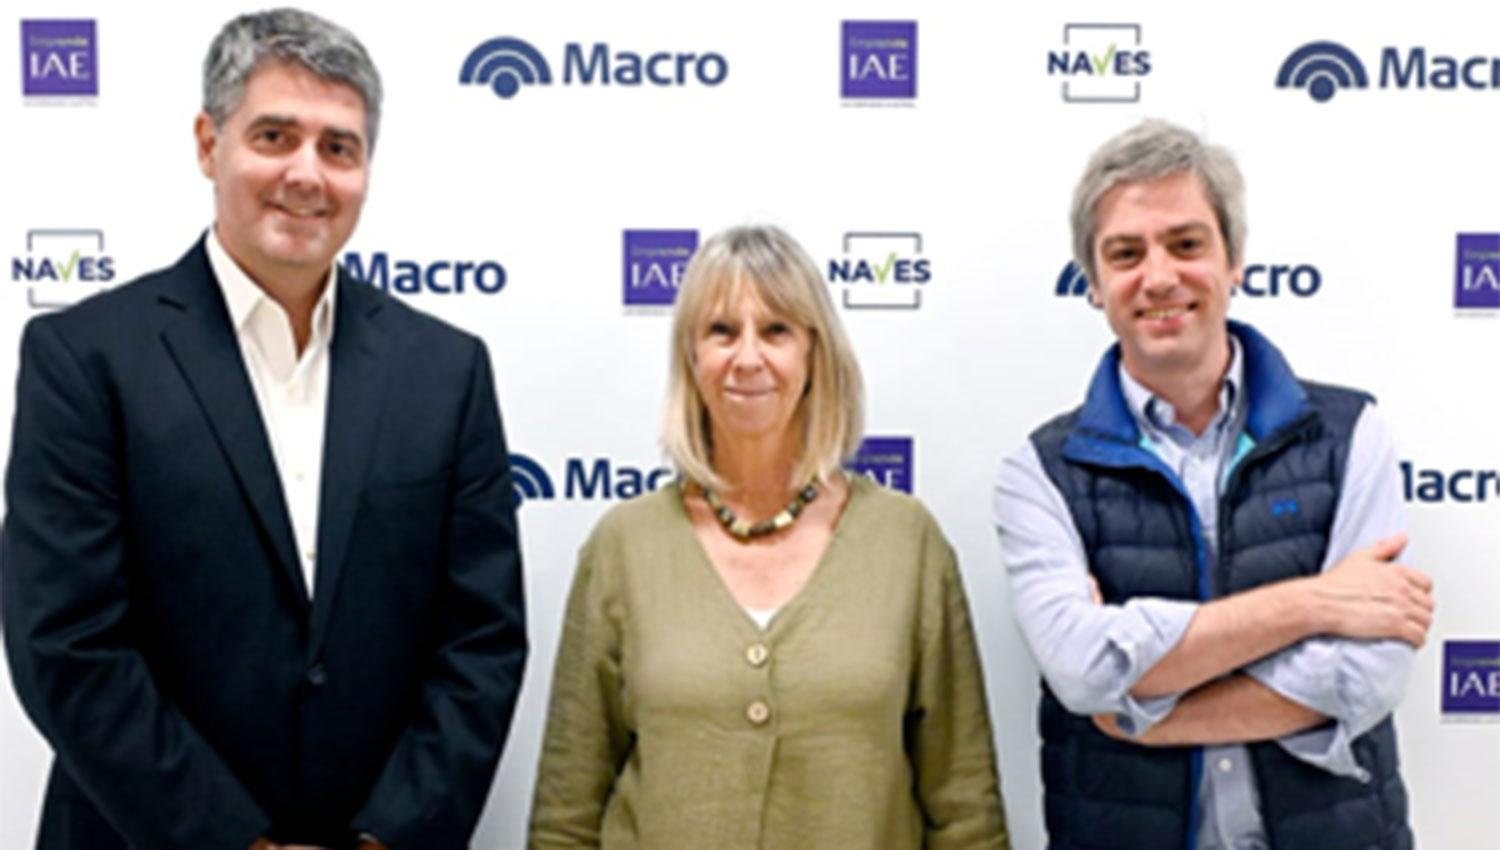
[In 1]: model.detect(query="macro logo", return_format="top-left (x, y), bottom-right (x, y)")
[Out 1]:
top-left (508, 452), bottom-right (673, 506)
top-left (459, 36), bottom-right (727, 101)
top-left (1401, 461), bottom-right (1500, 504)
top-left (1053, 260), bottom-right (1323, 298)
top-left (827, 232), bottom-right (930, 309)
top-left (624, 229), bottom-right (698, 308)
top-left (847, 436), bottom-right (913, 494)
top-left (1278, 40), bottom-right (1500, 102)
top-left (1276, 41), bottom-right (1368, 102)
top-left (841, 21), bottom-right (917, 100)
top-left (1055, 261), bottom-right (1090, 297)
top-left (1047, 23), bottom-right (1150, 103)
top-left (10, 229), bottom-right (116, 310)
top-left (459, 37), bottom-right (551, 99)
top-left (508, 453), bottom-right (556, 507)
top-left (1455, 233), bottom-right (1500, 310)
top-left (341, 251), bottom-right (506, 296)
top-left (22, 19), bottom-right (97, 98)
top-left (1442, 640), bottom-right (1500, 718)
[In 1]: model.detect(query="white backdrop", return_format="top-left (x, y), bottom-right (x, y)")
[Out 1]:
top-left (3, 2), bottom-right (1497, 847)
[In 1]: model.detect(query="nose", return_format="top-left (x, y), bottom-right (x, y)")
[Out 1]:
top-left (281, 139), bottom-right (326, 194)
top-left (1141, 245), bottom-right (1178, 296)
top-left (730, 333), bottom-right (766, 370)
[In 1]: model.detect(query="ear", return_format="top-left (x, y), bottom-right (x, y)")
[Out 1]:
top-left (194, 112), bottom-right (218, 179)
top-left (1086, 285), bottom-right (1103, 309)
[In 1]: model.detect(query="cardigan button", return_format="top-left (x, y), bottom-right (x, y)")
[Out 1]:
top-left (745, 643), bottom-right (770, 668)
top-left (746, 700), bottom-right (771, 726)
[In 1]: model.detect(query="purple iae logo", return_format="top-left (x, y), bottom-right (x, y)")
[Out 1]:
top-left (1443, 640), bottom-right (1500, 714)
top-left (841, 21), bottom-right (917, 99)
top-left (1455, 233), bottom-right (1500, 309)
top-left (848, 436), bottom-right (914, 493)
top-left (22, 20), bottom-right (97, 97)
top-left (623, 230), bottom-right (698, 307)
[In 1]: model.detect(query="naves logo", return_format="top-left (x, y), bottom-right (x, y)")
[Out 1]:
top-left (1455, 233), bottom-right (1500, 310)
top-left (1278, 39), bottom-right (1500, 102)
top-left (1048, 23), bottom-right (1150, 103)
top-left (11, 229), bottom-right (116, 310)
top-left (827, 232), bottom-right (930, 309)
top-left (22, 19), bottom-right (97, 98)
top-left (1442, 640), bottom-right (1500, 718)
top-left (842, 21), bottom-right (917, 101)
top-left (460, 35), bottom-right (727, 100)
top-left (624, 229), bottom-right (698, 308)
top-left (342, 251), bottom-right (506, 296)
top-left (1054, 260), bottom-right (1322, 298)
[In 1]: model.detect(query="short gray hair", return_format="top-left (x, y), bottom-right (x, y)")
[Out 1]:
top-left (1071, 119), bottom-right (1246, 286)
top-left (202, 8), bottom-right (383, 152)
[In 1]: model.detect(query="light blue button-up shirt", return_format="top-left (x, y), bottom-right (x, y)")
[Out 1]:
top-left (994, 339), bottom-right (1413, 850)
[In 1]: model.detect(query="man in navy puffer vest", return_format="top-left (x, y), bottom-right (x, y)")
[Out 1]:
top-left (994, 120), bottom-right (1433, 850)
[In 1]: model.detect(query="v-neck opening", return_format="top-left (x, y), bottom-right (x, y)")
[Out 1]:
top-left (671, 475), bottom-right (868, 638)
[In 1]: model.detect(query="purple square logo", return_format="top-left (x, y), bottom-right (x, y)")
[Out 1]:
top-left (841, 21), bottom-right (917, 99)
top-left (1455, 233), bottom-right (1500, 309)
top-left (623, 230), bottom-right (697, 307)
top-left (848, 436), bottom-right (914, 493)
top-left (22, 20), bottom-right (97, 97)
top-left (1443, 640), bottom-right (1500, 715)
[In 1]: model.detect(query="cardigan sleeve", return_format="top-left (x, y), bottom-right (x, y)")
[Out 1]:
top-left (908, 516), bottom-right (1012, 850)
top-left (528, 525), bottom-right (632, 849)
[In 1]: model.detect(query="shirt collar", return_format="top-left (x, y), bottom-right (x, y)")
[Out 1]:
top-left (205, 225), bottom-right (338, 341)
top-left (1119, 334), bottom-right (1244, 437)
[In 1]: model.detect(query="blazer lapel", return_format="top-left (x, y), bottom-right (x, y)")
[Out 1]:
top-left (157, 240), bottom-right (310, 610)
top-left (308, 272), bottom-right (391, 657)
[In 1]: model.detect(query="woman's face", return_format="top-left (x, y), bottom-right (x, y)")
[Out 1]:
top-left (692, 285), bottom-right (812, 450)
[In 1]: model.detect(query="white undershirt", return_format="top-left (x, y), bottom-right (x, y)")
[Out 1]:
top-left (742, 606), bottom-right (778, 630)
top-left (206, 228), bottom-right (336, 599)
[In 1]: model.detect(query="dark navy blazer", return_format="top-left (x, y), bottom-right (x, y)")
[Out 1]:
top-left (2, 239), bottom-right (528, 850)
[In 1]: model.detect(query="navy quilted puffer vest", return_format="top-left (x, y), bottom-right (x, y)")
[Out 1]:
top-left (1029, 322), bottom-right (1411, 850)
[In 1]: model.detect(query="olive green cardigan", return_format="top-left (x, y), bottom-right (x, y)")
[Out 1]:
top-left (528, 476), bottom-right (1010, 849)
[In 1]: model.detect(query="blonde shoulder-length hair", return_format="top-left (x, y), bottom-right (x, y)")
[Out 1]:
top-left (661, 225), bottom-right (865, 492)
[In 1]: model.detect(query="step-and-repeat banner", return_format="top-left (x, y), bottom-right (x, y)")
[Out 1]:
top-left (4, 2), bottom-right (1497, 847)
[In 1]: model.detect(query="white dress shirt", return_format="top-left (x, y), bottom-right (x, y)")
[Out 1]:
top-left (206, 228), bottom-right (336, 599)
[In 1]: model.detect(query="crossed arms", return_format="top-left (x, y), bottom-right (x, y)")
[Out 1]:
top-left (993, 405), bottom-right (1434, 763)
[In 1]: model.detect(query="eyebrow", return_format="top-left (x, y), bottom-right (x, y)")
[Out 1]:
top-left (1100, 221), bottom-right (1214, 247)
top-left (245, 114), bottom-right (366, 151)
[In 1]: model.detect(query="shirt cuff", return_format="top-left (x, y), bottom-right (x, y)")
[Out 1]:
top-left (1275, 723), bottom-right (1368, 781)
top-left (1114, 691), bottom-right (1181, 737)
top-left (1104, 597), bottom-right (1197, 735)
top-left (1244, 639), bottom-right (1367, 781)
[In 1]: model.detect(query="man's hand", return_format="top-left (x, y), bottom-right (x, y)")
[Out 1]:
top-left (247, 841), bottom-right (332, 850)
top-left (1308, 533), bottom-right (1434, 647)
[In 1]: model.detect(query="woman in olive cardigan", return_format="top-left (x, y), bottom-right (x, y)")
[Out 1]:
top-left (528, 225), bottom-right (1010, 849)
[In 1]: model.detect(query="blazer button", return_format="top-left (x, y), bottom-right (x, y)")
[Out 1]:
top-left (745, 643), bottom-right (770, 668)
top-left (306, 663), bottom-right (328, 687)
top-left (746, 700), bottom-right (771, 726)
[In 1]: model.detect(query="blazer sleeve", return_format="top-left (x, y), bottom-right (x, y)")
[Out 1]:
top-left (350, 338), bottom-right (529, 849)
top-left (909, 515), bottom-right (1012, 850)
top-left (527, 522), bottom-right (631, 849)
top-left (1, 317), bottom-right (272, 850)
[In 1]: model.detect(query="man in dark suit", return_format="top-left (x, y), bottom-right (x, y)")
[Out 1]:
top-left (1, 9), bottom-right (527, 850)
